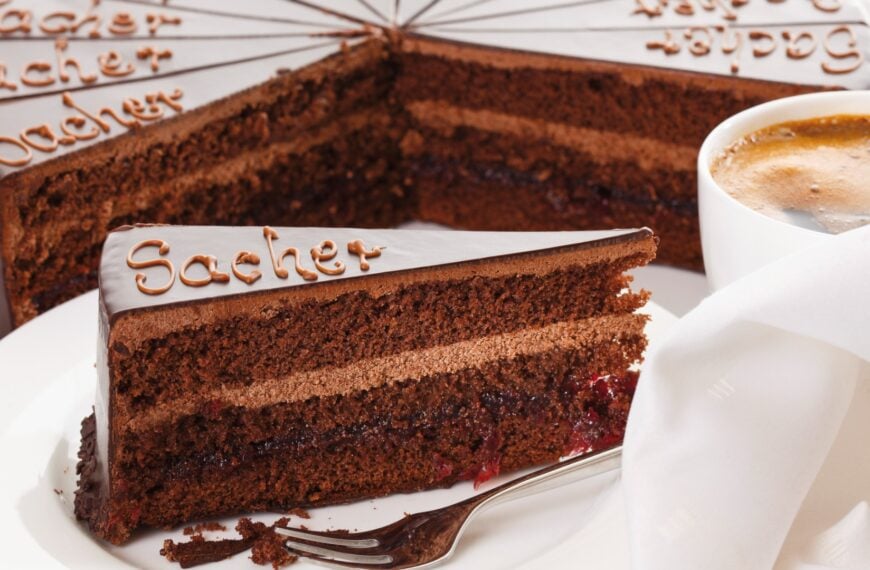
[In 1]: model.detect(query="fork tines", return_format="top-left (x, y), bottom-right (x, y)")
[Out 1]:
top-left (276, 526), bottom-right (394, 568)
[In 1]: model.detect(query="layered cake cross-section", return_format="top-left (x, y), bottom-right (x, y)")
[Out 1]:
top-left (75, 225), bottom-right (656, 544)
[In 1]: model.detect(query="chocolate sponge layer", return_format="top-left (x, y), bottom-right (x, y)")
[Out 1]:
top-left (111, 254), bottom-right (649, 415)
top-left (79, 339), bottom-right (643, 542)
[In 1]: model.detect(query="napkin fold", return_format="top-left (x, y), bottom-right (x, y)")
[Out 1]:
top-left (623, 225), bottom-right (870, 570)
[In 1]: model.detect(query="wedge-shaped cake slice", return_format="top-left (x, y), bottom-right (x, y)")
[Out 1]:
top-left (75, 225), bottom-right (656, 544)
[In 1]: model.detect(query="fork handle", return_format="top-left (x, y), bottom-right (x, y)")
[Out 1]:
top-left (469, 445), bottom-right (623, 513)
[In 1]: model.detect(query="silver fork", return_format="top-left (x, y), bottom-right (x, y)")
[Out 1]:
top-left (276, 445), bottom-right (622, 569)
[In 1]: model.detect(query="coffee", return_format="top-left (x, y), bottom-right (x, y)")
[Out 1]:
top-left (711, 115), bottom-right (870, 234)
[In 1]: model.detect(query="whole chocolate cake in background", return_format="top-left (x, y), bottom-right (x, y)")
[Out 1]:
top-left (0, 0), bottom-right (868, 334)
top-left (75, 224), bottom-right (656, 544)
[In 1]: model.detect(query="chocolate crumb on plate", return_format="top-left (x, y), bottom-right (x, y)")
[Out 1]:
top-left (161, 517), bottom-right (297, 569)
top-left (286, 507), bottom-right (310, 520)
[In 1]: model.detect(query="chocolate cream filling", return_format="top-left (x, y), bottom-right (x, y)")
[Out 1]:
top-left (118, 313), bottom-right (648, 436)
top-left (395, 37), bottom-right (817, 147)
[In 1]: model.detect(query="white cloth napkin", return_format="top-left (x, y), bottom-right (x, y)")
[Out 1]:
top-left (622, 225), bottom-right (870, 570)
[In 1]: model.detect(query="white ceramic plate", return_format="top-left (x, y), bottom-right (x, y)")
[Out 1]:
top-left (0, 289), bottom-right (680, 569)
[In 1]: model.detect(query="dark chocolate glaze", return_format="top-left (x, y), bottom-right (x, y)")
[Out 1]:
top-left (73, 413), bottom-right (107, 539)
top-left (99, 225), bottom-right (652, 320)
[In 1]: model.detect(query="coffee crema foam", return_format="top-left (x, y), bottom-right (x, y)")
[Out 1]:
top-left (711, 115), bottom-right (870, 234)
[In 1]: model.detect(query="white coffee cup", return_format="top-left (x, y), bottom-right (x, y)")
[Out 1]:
top-left (698, 90), bottom-right (870, 291)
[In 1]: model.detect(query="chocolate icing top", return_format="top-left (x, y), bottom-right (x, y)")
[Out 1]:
top-left (0, 0), bottom-right (867, 177)
top-left (99, 225), bottom-right (651, 320)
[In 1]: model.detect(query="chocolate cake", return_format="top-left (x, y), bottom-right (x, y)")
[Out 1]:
top-left (74, 224), bottom-right (656, 544)
top-left (1, 0), bottom-right (868, 335)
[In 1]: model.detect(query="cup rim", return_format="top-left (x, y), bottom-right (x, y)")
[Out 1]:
top-left (698, 90), bottom-right (870, 236)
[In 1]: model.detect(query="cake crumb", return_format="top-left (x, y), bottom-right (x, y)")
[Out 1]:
top-left (161, 517), bottom-right (297, 568)
top-left (183, 522), bottom-right (227, 536)
top-left (242, 517), bottom-right (296, 570)
top-left (53, 488), bottom-right (63, 495)
top-left (286, 507), bottom-right (310, 519)
top-left (250, 519), bottom-right (295, 569)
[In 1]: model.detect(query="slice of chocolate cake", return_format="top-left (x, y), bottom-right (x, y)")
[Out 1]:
top-left (75, 224), bottom-right (656, 544)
